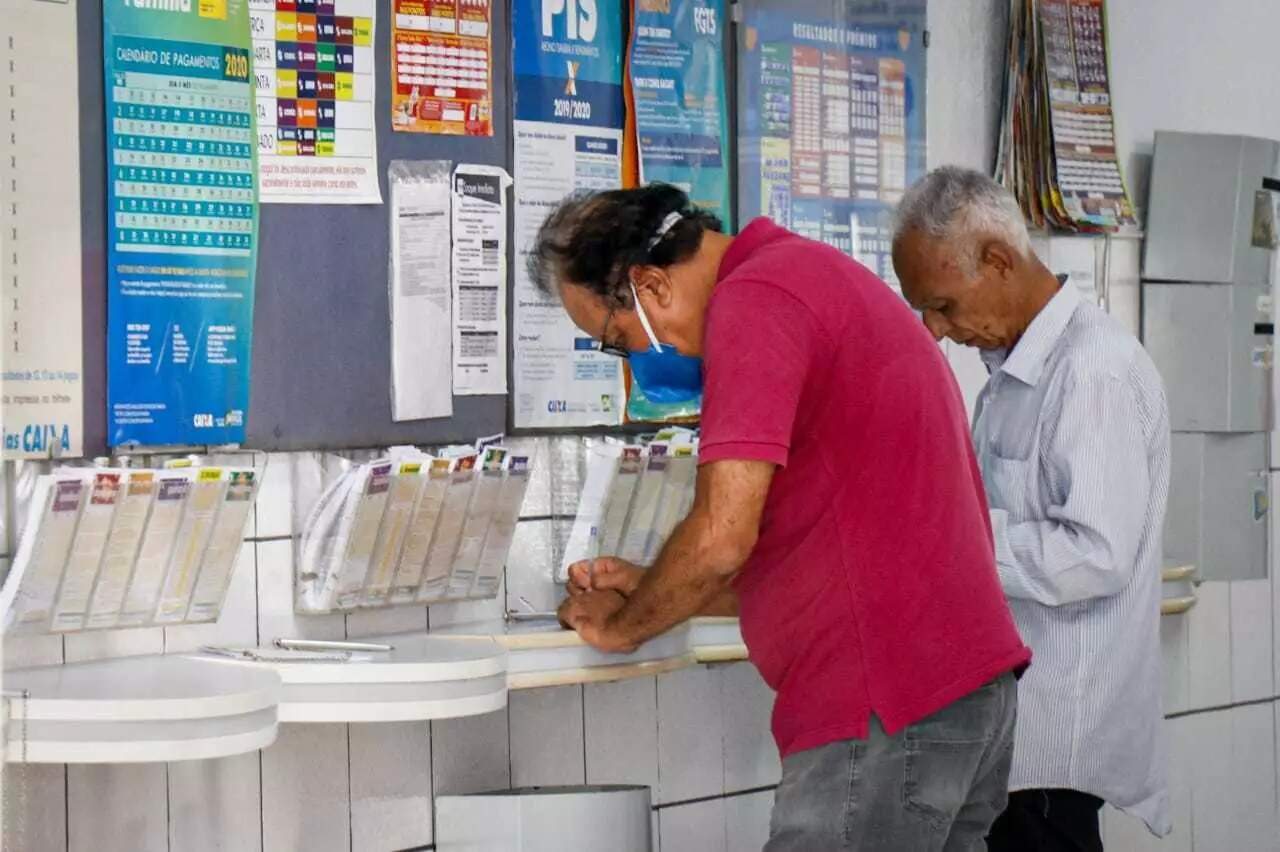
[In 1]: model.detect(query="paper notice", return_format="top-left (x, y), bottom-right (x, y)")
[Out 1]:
top-left (392, 0), bottom-right (493, 136)
top-left (390, 160), bottom-right (454, 421)
top-left (52, 472), bottom-right (123, 631)
top-left (155, 469), bottom-right (228, 624)
top-left (390, 456), bottom-right (451, 603)
top-left (561, 443), bottom-right (623, 581)
top-left (187, 470), bottom-right (258, 622)
top-left (119, 474), bottom-right (191, 626)
top-left (4, 477), bottom-right (86, 634)
top-left (452, 164), bottom-right (511, 395)
top-left (86, 471), bottom-right (156, 630)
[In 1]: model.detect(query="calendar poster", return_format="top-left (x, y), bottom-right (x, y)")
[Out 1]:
top-left (630, 0), bottom-right (730, 224)
top-left (737, 0), bottom-right (926, 287)
top-left (392, 0), bottom-right (493, 136)
top-left (249, 0), bottom-right (381, 203)
top-left (104, 0), bottom-right (260, 446)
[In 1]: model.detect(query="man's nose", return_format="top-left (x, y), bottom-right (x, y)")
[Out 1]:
top-left (922, 310), bottom-right (949, 341)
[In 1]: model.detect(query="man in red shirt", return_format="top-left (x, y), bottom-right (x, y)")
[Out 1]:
top-left (532, 184), bottom-right (1031, 850)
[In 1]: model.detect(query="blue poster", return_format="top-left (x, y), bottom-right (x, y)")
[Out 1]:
top-left (104, 0), bottom-right (259, 446)
top-left (512, 0), bottom-right (625, 128)
top-left (630, 0), bottom-right (731, 224)
top-left (738, 1), bottom-right (927, 287)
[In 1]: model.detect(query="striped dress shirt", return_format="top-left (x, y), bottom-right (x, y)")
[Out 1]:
top-left (974, 282), bottom-right (1172, 835)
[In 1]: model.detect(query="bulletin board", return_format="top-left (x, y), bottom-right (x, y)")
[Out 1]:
top-left (73, 0), bottom-right (509, 455)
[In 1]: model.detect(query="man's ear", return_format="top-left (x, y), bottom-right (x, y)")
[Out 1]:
top-left (979, 240), bottom-right (1017, 278)
top-left (633, 265), bottom-right (674, 308)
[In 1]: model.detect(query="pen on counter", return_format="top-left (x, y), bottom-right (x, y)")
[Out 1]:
top-left (274, 638), bottom-right (394, 653)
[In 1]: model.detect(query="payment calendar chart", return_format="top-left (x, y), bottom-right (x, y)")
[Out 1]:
top-left (249, 0), bottom-right (381, 203)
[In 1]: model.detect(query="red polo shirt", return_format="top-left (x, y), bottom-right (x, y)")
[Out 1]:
top-left (700, 219), bottom-right (1030, 757)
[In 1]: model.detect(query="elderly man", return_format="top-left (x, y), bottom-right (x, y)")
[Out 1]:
top-left (893, 167), bottom-right (1171, 851)
top-left (530, 182), bottom-right (1030, 850)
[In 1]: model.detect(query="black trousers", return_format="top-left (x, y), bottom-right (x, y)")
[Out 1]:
top-left (986, 789), bottom-right (1104, 852)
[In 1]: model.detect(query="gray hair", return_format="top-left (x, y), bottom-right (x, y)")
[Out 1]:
top-left (893, 167), bottom-right (1031, 272)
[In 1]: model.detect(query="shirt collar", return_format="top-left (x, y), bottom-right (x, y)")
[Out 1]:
top-left (984, 277), bottom-right (1080, 386)
top-left (717, 218), bottom-right (787, 282)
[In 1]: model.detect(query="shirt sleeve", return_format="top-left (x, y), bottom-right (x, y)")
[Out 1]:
top-left (698, 280), bottom-right (820, 468)
top-left (993, 369), bottom-right (1152, 606)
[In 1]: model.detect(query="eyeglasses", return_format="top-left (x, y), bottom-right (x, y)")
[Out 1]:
top-left (598, 306), bottom-right (629, 359)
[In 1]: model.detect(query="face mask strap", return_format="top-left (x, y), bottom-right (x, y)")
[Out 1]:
top-left (629, 280), bottom-right (664, 353)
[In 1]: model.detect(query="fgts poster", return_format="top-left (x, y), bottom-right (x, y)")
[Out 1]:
top-left (629, 0), bottom-right (730, 224)
top-left (738, 0), bottom-right (926, 287)
top-left (104, 0), bottom-right (260, 446)
top-left (511, 0), bottom-right (627, 428)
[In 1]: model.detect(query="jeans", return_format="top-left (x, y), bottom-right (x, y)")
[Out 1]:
top-left (765, 673), bottom-right (1018, 852)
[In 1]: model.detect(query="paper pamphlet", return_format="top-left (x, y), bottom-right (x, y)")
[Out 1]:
top-left (559, 443), bottom-right (623, 581)
top-left (298, 464), bottom-right (362, 611)
top-left (643, 445), bottom-right (697, 564)
top-left (187, 470), bottom-right (258, 622)
top-left (445, 446), bottom-right (506, 598)
top-left (361, 461), bottom-right (426, 605)
top-left (3, 476), bottom-right (85, 634)
top-left (155, 469), bottom-right (228, 624)
top-left (389, 456), bottom-right (452, 603)
top-left (474, 453), bottom-right (532, 598)
top-left (331, 461), bottom-right (394, 610)
top-left (598, 446), bottom-right (645, 557)
top-left (617, 444), bottom-right (670, 564)
top-left (119, 473), bottom-right (192, 626)
top-left (418, 454), bottom-right (477, 601)
top-left (451, 164), bottom-right (511, 395)
top-left (390, 159), bottom-right (454, 421)
top-left (51, 472), bottom-right (123, 631)
top-left (86, 471), bottom-right (156, 629)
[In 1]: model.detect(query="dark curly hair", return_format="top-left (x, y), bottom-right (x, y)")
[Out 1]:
top-left (527, 183), bottom-right (723, 308)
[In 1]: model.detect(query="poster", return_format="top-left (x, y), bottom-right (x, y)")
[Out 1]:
top-left (392, 0), bottom-right (493, 136)
top-left (630, 0), bottom-right (730, 223)
top-left (738, 0), bottom-right (927, 287)
top-left (104, 0), bottom-right (260, 446)
top-left (452, 164), bottom-right (511, 395)
top-left (511, 0), bottom-right (627, 428)
top-left (1, 0), bottom-right (85, 459)
top-left (248, 0), bottom-right (381, 203)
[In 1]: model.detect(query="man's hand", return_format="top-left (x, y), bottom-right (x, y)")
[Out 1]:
top-left (566, 556), bottom-right (644, 598)
top-left (557, 589), bottom-right (636, 653)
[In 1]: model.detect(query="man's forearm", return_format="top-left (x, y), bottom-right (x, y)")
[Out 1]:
top-left (606, 512), bottom-right (746, 646)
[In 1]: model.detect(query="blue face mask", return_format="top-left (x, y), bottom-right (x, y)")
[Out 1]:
top-left (628, 281), bottom-right (703, 405)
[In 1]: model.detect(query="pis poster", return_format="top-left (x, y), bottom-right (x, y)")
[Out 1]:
top-left (104, 0), bottom-right (260, 446)
top-left (511, 0), bottom-right (627, 428)
top-left (630, 0), bottom-right (730, 224)
top-left (738, 0), bottom-right (926, 288)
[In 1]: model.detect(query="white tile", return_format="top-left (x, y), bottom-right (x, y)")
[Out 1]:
top-left (345, 604), bottom-right (427, 638)
top-left (725, 790), bottom-right (774, 852)
top-left (257, 452), bottom-right (295, 539)
top-left (585, 677), bottom-right (660, 790)
top-left (657, 665), bottom-right (725, 804)
top-left (67, 764), bottom-right (168, 852)
top-left (1102, 805), bottom-right (1162, 852)
top-left (349, 721), bottom-right (433, 851)
top-left (1186, 580), bottom-right (1232, 711)
top-left (431, 706), bottom-right (511, 795)
top-left (652, 811), bottom-right (661, 852)
top-left (658, 799), bottom-right (727, 852)
top-left (1274, 546), bottom-right (1280, 696)
top-left (1159, 611), bottom-right (1191, 715)
top-left (1229, 578), bottom-right (1275, 702)
top-left (509, 685), bottom-right (586, 788)
top-left (1159, 716), bottom-right (1195, 852)
top-left (720, 663), bottom-right (780, 792)
top-left (64, 625), bottom-right (163, 662)
top-left (2, 764), bottom-right (67, 852)
top-left (164, 540), bottom-right (258, 653)
top-left (168, 752), bottom-right (262, 852)
top-left (1188, 709), bottom-right (1233, 852)
top-left (1230, 703), bottom-right (1279, 852)
top-left (260, 723), bottom-right (351, 852)
top-left (256, 538), bottom-right (345, 643)
top-left (5, 634), bottom-right (64, 669)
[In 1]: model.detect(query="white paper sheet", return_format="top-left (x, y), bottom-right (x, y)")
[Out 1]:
top-left (445, 446), bottom-right (506, 598)
top-left (644, 445), bottom-right (697, 564)
top-left (3, 476), bottom-right (85, 633)
top-left (119, 473), bottom-right (191, 626)
top-left (52, 472), bottom-right (123, 631)
top-left (331, 461), bottom-right (394, 610)
top-left (86, 471), bottom-right (156, 630)
top-left (617, 445), bottom-right (670, 564)
top-left (474, 453), bottom-right (532, 598)
top-left (187, 470), bottom-right (259, 622)
top-left (560, 443), bottom-right (624, 581)
top-left (155, 469), bottom-right (228, 624)
top-left (418, 454), bottom-right (477, 601)
top-left (362, 461), bottom-right (426, 605)
top-left (390, 456), bottom-right (451, 603)
top-left (599, 446), bottom-right (645, 557)
top-left (390, 160), bottom-right (454, 421)
top-left (452, 164), bottom-right (511, 395)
